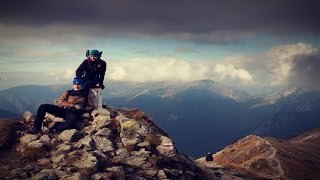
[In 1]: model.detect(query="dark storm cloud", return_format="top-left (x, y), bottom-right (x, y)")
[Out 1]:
top-left (1, 0), bottom-right (319, 42)
top-left (288, 52), bottom-right (320, 90)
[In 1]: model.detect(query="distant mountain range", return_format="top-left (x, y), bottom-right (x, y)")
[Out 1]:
top-left (0, 109), bottom-right (19, 118)
top-left (252, 86), bottom-right (320, 138)
top-left (0, 80), bottom-right (320, 157)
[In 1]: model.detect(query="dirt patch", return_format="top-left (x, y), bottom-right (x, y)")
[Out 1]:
top-left (0, 119), bottom-right (25, 150)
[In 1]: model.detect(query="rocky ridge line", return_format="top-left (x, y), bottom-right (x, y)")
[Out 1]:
top-left (1, 108), bottom-right (211, 179)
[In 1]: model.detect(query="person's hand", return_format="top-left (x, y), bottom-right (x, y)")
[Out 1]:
top-left (74, 104), bottom-right (83, 110)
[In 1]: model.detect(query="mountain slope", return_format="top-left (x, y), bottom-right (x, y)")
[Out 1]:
top-left (107, 80), bottom-right (260, 157)
top-left (0, 85), bottom-right (68, 114)
top-left (197, 128), bottom-right (320, 179)
top-left (252, 88), bottom-right (320, 138)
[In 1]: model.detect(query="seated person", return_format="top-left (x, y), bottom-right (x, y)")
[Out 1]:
top-left (75, 49), bottom-right (107, 92)
top-left (28, 78), bottom-right (94, 134)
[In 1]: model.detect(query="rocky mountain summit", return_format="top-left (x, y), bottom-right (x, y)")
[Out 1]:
top-left (197, 129), bottom-right (320, 179)
top-left (0, 108), bottom-right (216, 179)
top-left (1, 107), bottom-right (319, 179)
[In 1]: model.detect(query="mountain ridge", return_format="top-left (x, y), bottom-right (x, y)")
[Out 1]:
top-left (197, 128), bottom-right (320, 179)
top-left (1, 108), bottom-right (319, 179)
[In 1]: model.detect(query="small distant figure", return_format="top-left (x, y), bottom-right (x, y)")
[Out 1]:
top-left (206, 152), bottom-right (213, 161)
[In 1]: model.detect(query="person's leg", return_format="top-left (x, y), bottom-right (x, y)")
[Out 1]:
top-left (34, 104), bottom-right (66, 130)
top-left (53, 111), bottom-right (81, 131)
top-left (83, 80), bottom-right (98, 91)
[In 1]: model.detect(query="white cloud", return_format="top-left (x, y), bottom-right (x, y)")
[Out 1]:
top-left (221, 42), bottom-right (320, 90)
top-left (213, 64), bottom-right (253, 81)
top-left (266, 42), bottom-right (317, 61)
top-left (108, 58), bottom-right (253, 84)
top-left (266, 42), bottom-right (318, 85)
top-left (46, 69), bottom-right (75, 83)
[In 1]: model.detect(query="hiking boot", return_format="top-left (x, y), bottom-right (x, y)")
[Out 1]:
top-left (26, 127), bottom-right (41, 134)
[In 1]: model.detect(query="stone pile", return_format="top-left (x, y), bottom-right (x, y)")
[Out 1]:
top-left (4, 108), bottom-right (207, 179)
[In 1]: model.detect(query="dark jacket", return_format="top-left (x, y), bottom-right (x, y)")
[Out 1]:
top-left (76, 59), bottom-right (107, 86)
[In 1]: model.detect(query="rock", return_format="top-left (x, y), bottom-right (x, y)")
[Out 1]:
top-left (23, 111), bottom-right (35, 123)
top-left (176, 153), bottom-right (196, 170)
top-left (32, 169), bottom-right (67, 180)
top-left (122, 137), bottom-right (142, 147)
top-left (24, 164), bottom-right (37, 174)
top-left (130, 148), bottom-right (151, 157)
top-left (91, 117), bottom-right (112, 131)
top-left (138, 141), bottom-right (151, 148)
top-left (60, 172), bottom-right (84, 180)
top-left (20, 134), bottom-right (39, 145)
top-left (76, 136), bottom-right (96, 150)
top-left (27, 139), bottom-right (45, 149)
top-left (105, 166), bottom-right (125, 180)
top-left (156, 136), bottom-right (177, 159)
top-left (38, 158), bottom-right (51, 166)
top-left (113, 148), bottom-right (130, 162)
top-left (72, 151), bottom-right (98, 174)
top-left (144, 169), bottom-right (158, 178)
top-left (93, 150), bottom-right (108, 162)
top-left (82, 112), bottom-right (91, 119)
top-left (56, 144), bottom-right (72, 153)
top-left (8, 168), bottom-right (24, 178)
top-left (164, 168), bottom-right (183, 177)
top-left (39, 134), bottom-right (51, 143)
top-left (91, 173), bottom-right (113, 180)
top-left (157, 170), bottom-right (168, 179)
top-left (91, 108), bottom-right (111, 118)
top-left (58, 129), bottom-right (83, 142)
top-left (92, 136), bottom-right (114, 152)
top-left (51, 138), bottom-right (61, 144)
top-left (51, 154), bottom-right (65, 163)
top-left (124, 156), bottom-right (152, 169)
top-left (95, 128), bottom-right (112, 137)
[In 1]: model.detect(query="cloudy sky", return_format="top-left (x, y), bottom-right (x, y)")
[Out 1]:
top-left (1, 0), bottom-right (320, 94)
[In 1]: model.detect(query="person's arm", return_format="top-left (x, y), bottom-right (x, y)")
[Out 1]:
top-left (76, 60), bottom-right (87, 78)
top-left (85, 94), bottom-right (95, 112)
top-left (57, 91), bottom-right (74, 108)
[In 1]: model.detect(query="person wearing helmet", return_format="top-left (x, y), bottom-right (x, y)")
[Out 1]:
top-left (76, 49), bottom-right (107, 91)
